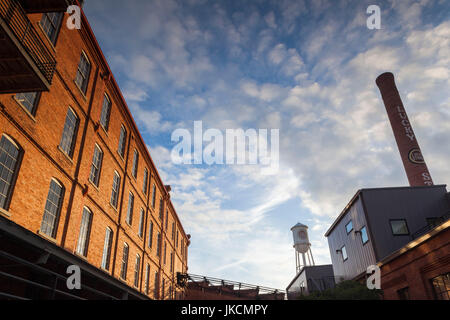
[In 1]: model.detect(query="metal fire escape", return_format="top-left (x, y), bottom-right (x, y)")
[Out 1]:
top-left (0, 0), bottom-right (76, 93)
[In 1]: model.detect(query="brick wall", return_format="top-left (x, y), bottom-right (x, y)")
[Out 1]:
top-left (0, 9), bottom-right (189, 300)
top-left (380, 227), bottom-right (450, 300)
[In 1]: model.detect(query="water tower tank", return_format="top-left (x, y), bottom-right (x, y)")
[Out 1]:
top-left (291, 222), bottom-right (310, 254)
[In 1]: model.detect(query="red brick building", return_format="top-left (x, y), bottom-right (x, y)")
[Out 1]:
top-left (379, 220), bottom-right (449, 300)
top-left (0, 0), bottom-right (189, 300)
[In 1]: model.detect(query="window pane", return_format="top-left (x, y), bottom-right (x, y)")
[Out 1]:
top-left (89, 145), bottom-right (103, 186)
top-left (143, 168), bottom-right (148, 194)
top-left (15, 92), bottom-right (39, 114)
top-left (76, 208), bottom-right (92, 257)
top-left (361, 226), bottom-right (369, 244)
top-left (40, 12), bottom-right (63, 44)
top-left (148, 221), bottom-right (153, 249)
top-left (341, 246), bottom-right (348, 261)
top-left (101, 228), bottom-right (113, 270)
top-left (0, 136), bottom-right (21, 210)
top-left (126, 192), bottom-right (134, 225)
top-left (390, 220), bottom-right (409, 235)
top-left (151, 185), bottom-right (156, 208)
top-left (132, 150), bottom-right (139, 178)
top-left (59, 108), bottom-right (78, 157)
top-left (110, 172), bottom-right (120, 208)
top-left (134, 255), bottom-right (141, 287)
top-left (100, 95), bottom-right (111, 131)
top-left (40, 180), bottom-right (64, 238)
top-left (75, 54), bottom-right (91, 93)
top-left (345, 221), bottom-right (353, 234)
top-left (121, 243), bottom-right (129, 280)
top-left (118, 126), bottom-right (127, 157)
top-left (138, 208), bottom-right (144, 237)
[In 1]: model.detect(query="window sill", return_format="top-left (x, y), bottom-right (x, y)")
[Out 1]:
top-left (74, 252), bottom-right (88, 261)
top-left (88, 180), bottom-right (100, 193)
top-left (57, 146), bottom-right (74, 164)
top-left (0, 207), bottom-right (11, 218)
top-left (37, 230), bottom-right (58, 244)
top-left (12, 96), bottom-right (37, 122)
top-left (109, 203), bottom-right (119, 213)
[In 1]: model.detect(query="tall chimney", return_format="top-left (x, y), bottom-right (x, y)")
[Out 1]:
top-left (376, 72), bottom-right (433, 187)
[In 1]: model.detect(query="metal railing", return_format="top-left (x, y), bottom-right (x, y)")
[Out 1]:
top-left (411, 212), bottom-right (450, 240)
top-left (0, 0), bottom-right (57, 84)
top-left (184, 273), bottom-right (286, 298)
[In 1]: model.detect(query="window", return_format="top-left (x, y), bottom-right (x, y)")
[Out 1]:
top-left (154, 271), bottom-right (159, 299)
top-left (76, 207), bottom-right (92, 257)
top-left (99, 94), bottom-right (112, 131)
top-left (148, 221), bottom-right (154, 249)
top-left (134, 254), bottom-right (141, 288)
top-left (161, 278), bottom-right (165, 299)
top-left (431, 273), bottom-right (450, 300)
top-left (151, 184), bottom-right (156, 208)
top-left (101, 228), bottom-right (113, 270)
top-left (345, 220), bottom-right (353, 234)
top-left (390, 219), bottom-right (409, 235)
top-left (74, 52), bottom-right (91, 94)
top-left (0, 135), bottom-right (22, 210)
top-left (341, 246), bottom-right (348, 262)
top-left (138, 208), bottom-right (145, 237)
top-left (118, 125), bottom-right (127, 158)
top-left (132, 149), bottom-right (139, 178)
top-left (170, 251), bottom-right (174, 273)
top-left (176, 231), bottom-right (179, 248)
top-left (89, 144), bottom-right (103, 187)
top-left (165, 210), bottom-right (168, 230)
top-left (40, 179), bottom-right (64, 238)
top-left (120, 243), bottom-right (129, 280)
top-left (397, 287), bottom-right (410, 300)
top-left (159, 198), bottom-right (163, 220)
top-left (110, 172), bottom-right (121, 208)
top-left (145, 264), bottom-right (150, 295)
top-left (360, 226), bottom-right (369, 244)
top-left (156, 233), bottom-right (161, 257)
top-left (15, 92), bottom-right (40, 115)
top-left (40, 12), bottom-right (63, 45)
top-left (59, 107), bottom-right (79, 157)
top-left (163, 242), bottom-right (167, 265)
top-left (126, 192), bottom-right (134, 225)
top-left (172, 222), bottom-right (175, 240)
top-left (143, 168), bottom-right (149, 195)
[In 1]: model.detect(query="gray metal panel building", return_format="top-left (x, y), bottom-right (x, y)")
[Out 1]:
top-left (325, 185), bottom-right (450, 281)
top-left (286, 265), bottom-right (335, 299)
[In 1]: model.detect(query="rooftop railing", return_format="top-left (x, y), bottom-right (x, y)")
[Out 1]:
top-left (0, 0), bottom-right (57, 84)
top-left (411, 212), bottom-right (450, 240)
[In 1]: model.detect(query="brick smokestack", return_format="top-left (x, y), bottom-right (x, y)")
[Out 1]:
top-left (376, 72), bottom-right (433, 187)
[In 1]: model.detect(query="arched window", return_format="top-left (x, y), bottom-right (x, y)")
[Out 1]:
top-left (40, 179), bottom-right (65, 238)
top-left (120, 242), bottom-right (129, 280)
top-left (76, 207), bottom-right (93, 257)
top-left (0, 134), bottom-right (23, 210)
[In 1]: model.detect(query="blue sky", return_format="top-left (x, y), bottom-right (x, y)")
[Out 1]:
top-left (83, 0), bottom-right (450, 289)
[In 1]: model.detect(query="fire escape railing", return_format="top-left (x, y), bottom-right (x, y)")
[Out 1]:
top-left (0, 0), bottom-right (57, 84)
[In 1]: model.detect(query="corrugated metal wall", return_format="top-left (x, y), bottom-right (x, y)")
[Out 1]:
top-left (327, 196), bottom-right (377, 280)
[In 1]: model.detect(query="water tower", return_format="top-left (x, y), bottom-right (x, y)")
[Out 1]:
top-left (291, 222), bottom-right (315, 274)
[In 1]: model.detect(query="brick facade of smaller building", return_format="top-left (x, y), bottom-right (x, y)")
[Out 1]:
top-left (380, 222), bottom-right (449, 300)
